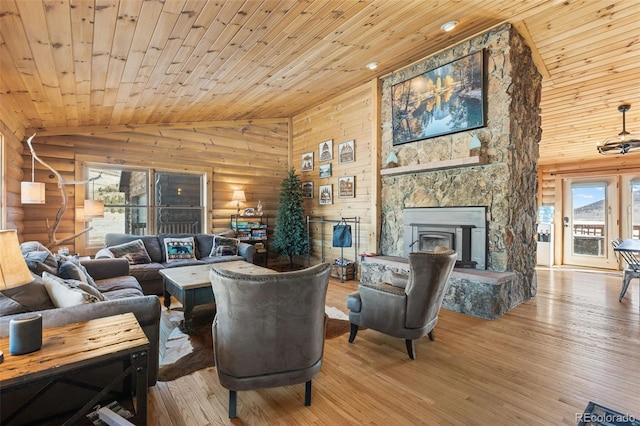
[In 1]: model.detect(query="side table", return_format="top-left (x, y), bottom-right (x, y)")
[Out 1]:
top-left (0, 313), bottom-right (149, 425)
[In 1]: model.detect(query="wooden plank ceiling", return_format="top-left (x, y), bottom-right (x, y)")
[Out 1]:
top-left (0, 0), bottom-right (639, 166)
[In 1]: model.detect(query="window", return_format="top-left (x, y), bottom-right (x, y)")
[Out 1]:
top-left (84, 166), bottom-right (205, 247)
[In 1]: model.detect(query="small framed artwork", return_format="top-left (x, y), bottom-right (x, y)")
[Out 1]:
top-left (318, 139), bottom-right (333, 162)
top-left (319, 163), bottom-right (332, 178)
top-left (302, 181), bottom-right (314, 198)
top-left (301, 152), bottom-right (314, 172)
top-left (338, 176), bottom-right (355, 198)
top-left (319, 184), bottom-right (333, 205)
top-left (338, 140), bottom-right (355, 164)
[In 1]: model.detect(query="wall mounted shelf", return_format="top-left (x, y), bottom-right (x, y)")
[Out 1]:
top-left (380, 156), bottom-right (485, 177)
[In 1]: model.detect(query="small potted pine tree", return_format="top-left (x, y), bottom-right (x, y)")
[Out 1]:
top-left (273, 168), bottom-right (309, 270)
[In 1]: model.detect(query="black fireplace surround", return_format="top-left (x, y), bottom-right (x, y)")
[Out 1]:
top-left (403, 207), bottom-right (487, 270)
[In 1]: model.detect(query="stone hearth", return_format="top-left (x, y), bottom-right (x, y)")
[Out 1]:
top-left (360, 256), bottom-right (520, 320)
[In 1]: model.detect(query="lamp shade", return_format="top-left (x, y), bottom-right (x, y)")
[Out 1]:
top-left (0, 230), bottom-right (33, 290)
top-left (84, 199), bottom-right (104, 218)
top-left (231, 190), bottom-right (246, 202)
top-left (20, 181), bottom-right (46, 204)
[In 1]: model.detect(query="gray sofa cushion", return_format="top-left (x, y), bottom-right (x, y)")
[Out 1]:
top-left (128, 262), bottom-right (165, 283)
top-left (95, 275), bottom-right (143, 295)
top-left (162, 259), bottom-right (206, 268)
top-left (201, 255), bottom-right (245, 264)
top-left (195, 234), bottom-right (215, 259)
top-left (0, 273), bottom-right (56, 315)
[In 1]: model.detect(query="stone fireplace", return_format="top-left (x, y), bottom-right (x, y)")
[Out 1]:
top-left (374, 23), bottom-right (541, 319)
top-left (403, 207), bottom-right (486, 269)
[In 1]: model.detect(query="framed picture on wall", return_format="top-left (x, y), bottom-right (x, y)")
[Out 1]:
top-left (318, 139), bottom-right (333, 162)
top-left (391, 50), bottom-right (485, 145)
top-left (302, 181), bottom-right (314, 198)
top-left (319, 163), bottom-right (332, 178)
top-left (319, 184), bottom-right (332, 205)
top-left (338, 140), bottom-right (355, 163)
top-left (301, 152), bottom-right (314, 172)
top-left (338, 176), bottom-right (355, 198)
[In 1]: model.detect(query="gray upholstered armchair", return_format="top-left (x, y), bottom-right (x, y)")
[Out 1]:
top-left (209, 262), bottom-right (332, 419)
top-left (347, 249), bottom-right (456, 359)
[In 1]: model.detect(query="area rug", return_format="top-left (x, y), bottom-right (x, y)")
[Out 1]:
top-left (158, 306), bottom-right (352, 382)
top-left (578, 401), bottom-right (639, 426)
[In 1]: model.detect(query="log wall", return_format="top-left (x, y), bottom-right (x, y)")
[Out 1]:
top-left (292, 81), bottom-right (380, 268)
top-left (14, 120), bottom-right (289, 254)
top-left (0, 119), bottom-right (27, 234)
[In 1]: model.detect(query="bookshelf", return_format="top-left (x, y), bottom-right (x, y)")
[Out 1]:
top-left (230, 214), bottom-right (269, 266)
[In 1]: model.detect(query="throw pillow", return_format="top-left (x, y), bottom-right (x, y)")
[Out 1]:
top-left (58, 259), bottom-right (98, 288)
top-left (211, 236), bottom-right (239, 257)
top-left (23, 250), bottom-right (58, 276)
top-left (107, 239), bottom-right (152, 265)
top-left (164, 237), bottom-right (196, 263)
top-left (42, 272), bottom-right (104, 308)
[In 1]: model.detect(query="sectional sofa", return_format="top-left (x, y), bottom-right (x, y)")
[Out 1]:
top-left (0, 241), bottom-right (161, 424)
top-left (97, 232), bottom-right (256, 295)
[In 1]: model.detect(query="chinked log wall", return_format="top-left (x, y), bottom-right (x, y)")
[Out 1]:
top-left (19, 120), bottom-right (289, 254)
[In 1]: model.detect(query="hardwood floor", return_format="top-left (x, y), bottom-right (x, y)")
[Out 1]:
top-left (148, 268), bottom-right (639, 425)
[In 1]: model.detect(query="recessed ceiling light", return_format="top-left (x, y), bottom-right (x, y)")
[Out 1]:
top-left (366, 61), bottom-right (379, 70)
top-left (440, 20), bottom-right (459, 32)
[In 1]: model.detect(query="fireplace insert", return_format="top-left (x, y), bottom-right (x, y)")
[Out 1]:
top-left (403, 207), bottom-right (487, 270)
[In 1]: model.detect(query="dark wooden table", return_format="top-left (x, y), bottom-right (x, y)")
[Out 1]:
top-left (0, 313), bottom-right (149, 425)
top-left (161, 261), bottom-right (276, 331)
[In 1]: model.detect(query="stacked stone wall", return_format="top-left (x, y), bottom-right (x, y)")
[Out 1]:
top-left (379, 24), bottom-right (541, 302)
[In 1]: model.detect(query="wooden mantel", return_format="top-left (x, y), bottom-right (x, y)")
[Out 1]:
top-left (380, 156), bottom-right (485, 177)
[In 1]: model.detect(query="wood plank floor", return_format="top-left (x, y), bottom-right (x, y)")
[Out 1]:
top-left (148, 268), bottom-right (639, 425)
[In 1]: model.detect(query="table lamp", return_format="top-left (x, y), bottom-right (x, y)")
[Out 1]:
top-left (0, 230), bottom-right (41, 359)
top-left (231, 190), bottom-right (246, 216)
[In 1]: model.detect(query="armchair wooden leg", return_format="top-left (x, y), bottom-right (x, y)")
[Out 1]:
top-left (229, 390), bottom-right (237, 419)
top-left (348, 323), bottom-right (359, 343)
top-left (405, 339), bottom-right (416, 360)
top-left (304, 380), bottom-right (312, 406)
top-left (428, 330), bottom-right (435, 341)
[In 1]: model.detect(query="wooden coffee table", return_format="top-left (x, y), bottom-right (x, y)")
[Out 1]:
top-left (0, 313), bottom-right (149, 425)
top-left (160, 261), bottom-right (276, 331)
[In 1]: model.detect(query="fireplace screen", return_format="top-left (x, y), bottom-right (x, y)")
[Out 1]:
top-left (419, 232), bottom-right (454, 252)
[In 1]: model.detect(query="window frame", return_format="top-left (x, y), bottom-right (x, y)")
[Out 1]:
top-left (75, 155), bottom-right (211, 254)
